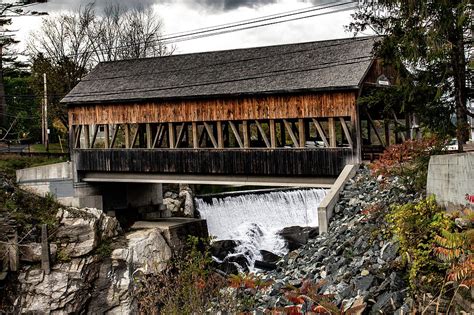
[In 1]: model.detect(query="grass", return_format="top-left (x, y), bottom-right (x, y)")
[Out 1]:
top-left (0, 154), bottom-right (65, 177)
top-left (29, 142), bottom-right (68, 153)
top-left (0, 155), bottom-right (66, 235)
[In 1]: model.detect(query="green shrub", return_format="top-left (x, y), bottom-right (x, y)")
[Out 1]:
top-left (387, 196), bottom-right (453, 293)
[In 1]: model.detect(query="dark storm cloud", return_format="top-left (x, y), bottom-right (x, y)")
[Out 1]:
top-left (190, 0), bottom-right (349, 12)
top-left (193, 0), bottom-right (278, 11)
top-left (37, 0), bottom-right (158, 12)
top-left (37, 0), bottom-right (349, 13)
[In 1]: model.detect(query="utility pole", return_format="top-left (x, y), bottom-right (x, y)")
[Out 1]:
top-left (43, 72), bottom-right (48, 151)
top-left (0, 1), bottom-right (48, 129)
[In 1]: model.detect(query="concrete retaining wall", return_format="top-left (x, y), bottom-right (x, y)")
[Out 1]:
top-left (318, 164), bottom-right (359, 234)
top-left (16, 162), bottom-right (74, 198)
top-left (427, 153), bottom-right (474, 210)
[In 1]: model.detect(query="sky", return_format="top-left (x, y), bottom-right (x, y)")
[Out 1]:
top-left (10, 0), bottom-right (360, 55)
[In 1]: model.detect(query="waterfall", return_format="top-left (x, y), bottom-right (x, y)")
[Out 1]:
top-left (196, 188), bottom-right (327, 270)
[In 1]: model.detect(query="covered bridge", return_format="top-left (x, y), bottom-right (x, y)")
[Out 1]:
top-left (63, 36), bottom-right (404, 186)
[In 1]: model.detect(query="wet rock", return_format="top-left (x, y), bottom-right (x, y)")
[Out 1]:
top-left (224, 254), bottom-right (250, 272)
top-left (278, 226), bottom-right (318, 251)
top-left (211, 240), bottom-right (239, 260)
top-left (260, 250), bottom-right (281, 263)
top-left (254, 260), bottom-right (277, 271)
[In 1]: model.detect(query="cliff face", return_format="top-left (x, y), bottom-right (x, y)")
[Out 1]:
top-left (9, 206), bottom-right (173, 314)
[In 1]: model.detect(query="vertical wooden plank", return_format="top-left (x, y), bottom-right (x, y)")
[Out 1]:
top-left (242, 121), bottom-right (250, 148)
top-left (192, 122), bottom-right (199, 148)
top-left (269, 119), bottom-right (276, 148)
top-left (280, 120), bottom-right (286, 146)
top-left (298, 118), bottom-right (306, 148)
top-left (41, 224), bottom-right (50, 275)
top-left (168, 122), bottom-right (175, 149)
top-left (104, 124), bottom-right (110, 149)
top-left (217, 121), bottom-right (224, 148)
top-left (83, 124), bottom-right (90, 149)
top-left (8, 232), bottom-right (19, 272)
top-left (146, 123), bottom-right (152, 149)
top-left (384, 120), bottom-right (390, 146)
top-left (328, 117), bottom-right (336, 147)
top-left (124, 124), bottom-right (130, 148)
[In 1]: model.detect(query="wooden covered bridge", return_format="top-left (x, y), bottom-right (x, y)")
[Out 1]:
top-left (63, 36), bottom-right (404, 187)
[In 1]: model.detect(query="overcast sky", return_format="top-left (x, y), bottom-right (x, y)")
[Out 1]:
top-left (11, 0), bottom-right (360, 55)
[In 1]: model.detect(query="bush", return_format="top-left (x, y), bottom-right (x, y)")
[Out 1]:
top-left (387, 196), bottom-right (453, 293)
top-left (133, 236), bottom-right (228, 314)
top-left (370, 137), bottom-right (445, 192)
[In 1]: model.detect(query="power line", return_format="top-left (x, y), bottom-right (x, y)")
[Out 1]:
top-left (159, 1), bottom-right (356, 44)
top-left (161, 3), bottom-right (345, 37)
top-left (64, 0), bottom-right (357, 58)
top-left (161, 5), bottom-right (358, 45)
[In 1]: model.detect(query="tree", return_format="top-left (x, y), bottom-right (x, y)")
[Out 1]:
top-left (348, 0), bottom-right (473, 151)
top-left (0, 1), bottom-right (47, 128)
top-left (27, 2), bottom-right (173, 132)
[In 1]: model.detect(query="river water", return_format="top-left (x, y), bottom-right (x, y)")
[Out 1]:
top-left (196, 188), bottom-right (327, 270)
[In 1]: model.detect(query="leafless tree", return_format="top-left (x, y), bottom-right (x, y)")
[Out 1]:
top-left (28, 2), bottom-right (173, 68)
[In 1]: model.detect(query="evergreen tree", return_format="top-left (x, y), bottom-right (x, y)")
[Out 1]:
top-left (349, 0), bottom-right (473, 150)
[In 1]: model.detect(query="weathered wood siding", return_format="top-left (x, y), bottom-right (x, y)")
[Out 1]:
top-left (75, 148), bottom-right (353, 177)
top-left (362, 59), bottom-right (400, 86)
top-left (68, 91), bottom-right (357, 127)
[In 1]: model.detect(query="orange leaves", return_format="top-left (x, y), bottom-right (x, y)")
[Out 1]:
top-left (369, 136), bottom-right (445, 191)
top-left (228, 273), bottom-right (273, 290)
top-left (311, 305), bottom-right (332, 314)
top-left (285, 292), bottom-right (306, 305)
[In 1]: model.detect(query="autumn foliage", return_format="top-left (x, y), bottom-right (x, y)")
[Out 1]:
top-left (370, 137), bottom-right (445, 191)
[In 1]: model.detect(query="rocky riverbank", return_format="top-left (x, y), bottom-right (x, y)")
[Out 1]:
top-left (252, 167), bottom-right (419, 313)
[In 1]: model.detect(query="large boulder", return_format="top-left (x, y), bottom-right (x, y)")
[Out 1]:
top-left (278, 226), bottom-right (319, 251)
top-left (211, 240), bottom-right (239, 261)
top-left (55, 208), bottom-right (121, 257)
top-left (111, 228), bottom-right (172, 273)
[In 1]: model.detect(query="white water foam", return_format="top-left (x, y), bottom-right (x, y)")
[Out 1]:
top-left (196, 189), bottom-right (327, 270)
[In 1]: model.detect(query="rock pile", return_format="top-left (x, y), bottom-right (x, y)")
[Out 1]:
top-left (255, 167), bottom-right (418, 314)
top-left (163, 184), bottom-right (195, 218)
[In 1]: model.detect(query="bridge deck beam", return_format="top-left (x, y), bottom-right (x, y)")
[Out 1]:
top-left (81, 172), bottom-right (335, 188)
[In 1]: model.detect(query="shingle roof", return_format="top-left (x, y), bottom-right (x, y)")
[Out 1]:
top-left (62, 36), bottom-right (377, 105)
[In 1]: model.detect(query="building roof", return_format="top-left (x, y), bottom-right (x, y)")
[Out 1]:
top-left (62, 36), bottom-right (377, 105)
